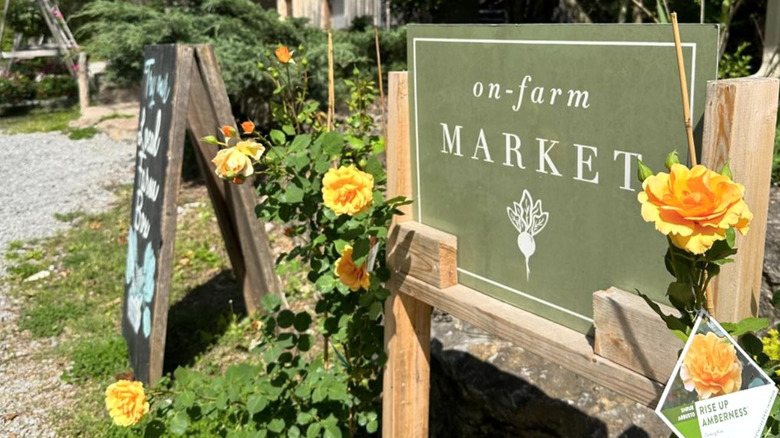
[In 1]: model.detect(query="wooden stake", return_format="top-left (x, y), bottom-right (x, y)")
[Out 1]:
top-left (327, 31), bottom-right (335, 132)
top-left (671, 12), bottom-right (698, 166)
top-left (374, 26), bottom-right (387, 139)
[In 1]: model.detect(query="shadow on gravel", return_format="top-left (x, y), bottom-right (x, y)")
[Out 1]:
top-left (163, 269), bottom-right (246, 374)
top-left (429, 339), bottom-right (652, 438)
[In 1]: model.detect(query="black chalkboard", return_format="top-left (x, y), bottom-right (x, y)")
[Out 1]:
top-left (122, 44), bottom-right (280, 385)
top-left (123, 45), bottom-right (187, 384)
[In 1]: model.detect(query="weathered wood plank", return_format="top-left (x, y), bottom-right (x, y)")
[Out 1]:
top-left (388, 221), bottom-right (457, 289)
top-left (383, 71), bottom-right (432, 438)
top-left (701, 77), bottom-right (780, 321)
top-left (593, 288), bottom-right (683, 383)
top-left (393, 274), bottom-right (665, 406)
top-left (193, 45), bottom-right (281, 314)
top-left (148, 45), bottom-right (194, 384)
top-left (185, 58), bottom-right (248, 289)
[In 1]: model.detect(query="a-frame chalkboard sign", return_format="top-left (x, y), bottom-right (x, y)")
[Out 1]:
top-left (123, 44), bottom-right (280, 385)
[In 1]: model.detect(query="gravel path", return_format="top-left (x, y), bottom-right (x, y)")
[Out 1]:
top-left (0, 132), bottom-right (135, 276)
top-left (0, 131), bottom-right (135, 437)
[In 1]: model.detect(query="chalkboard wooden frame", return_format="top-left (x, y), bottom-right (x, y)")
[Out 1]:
top-left (381, 72), bottom-right (779, 437)
top-left (124, 44), bottom-right (280, 385)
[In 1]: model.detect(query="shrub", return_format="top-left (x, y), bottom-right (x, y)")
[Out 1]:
top-left (74, 0), bottom-right (407, 121)
top-left (35, 75), bottom-right (78, 100)
top-left (0, 74), bottom-right (35, 103)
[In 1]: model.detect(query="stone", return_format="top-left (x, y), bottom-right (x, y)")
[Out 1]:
top-left (22, 271), bottom-right (50, 283)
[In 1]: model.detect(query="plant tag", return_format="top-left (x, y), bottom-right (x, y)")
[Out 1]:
top-left (656, 311), bottom-right (777, 438)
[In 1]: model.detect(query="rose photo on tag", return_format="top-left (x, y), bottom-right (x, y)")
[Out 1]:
top-left (656, 311), bottom-right (778, 438)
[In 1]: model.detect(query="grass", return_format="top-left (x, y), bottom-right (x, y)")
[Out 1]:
top-left (1, 183), bottom-right (288, 436)
top-left (0, 106), bottom-right (80, 134)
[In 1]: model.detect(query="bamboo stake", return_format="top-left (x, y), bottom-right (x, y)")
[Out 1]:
top-left (672, 13), bottom-right (716, 315)
top-left (374, 26), bottom-right (387, 139)
top-left (671, 12), bottom-right (698, 167)
top-left (327, 31), bottom-right (335, 132)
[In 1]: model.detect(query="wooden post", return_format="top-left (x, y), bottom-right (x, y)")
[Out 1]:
top-left (77, 52), bottom-right (88, 111)
top-left (383, 72), bottom-right (433, 438)
top-left (701, 77), bottom-right (779, 323)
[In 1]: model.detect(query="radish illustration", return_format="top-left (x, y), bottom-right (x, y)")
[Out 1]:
top-left (507, 190), bottom-right (549, 281)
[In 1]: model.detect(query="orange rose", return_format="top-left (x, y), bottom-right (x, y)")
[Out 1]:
top-left (275, 46), bottom-right (292, 64)
top-left (335, 245), bottom-right (370, 291)
top-left (322, 165), bottom-right (374, 216)
top-left (105, 380), bottom-right (149, 426)
top-left (221, 125), bottom-right (236, 138)
top-left (680, 332), bottom-right (743, 400)
top-left (638, 164), bottom-right (752, 254)
top-left (241, 121), bottom-right (255, 135)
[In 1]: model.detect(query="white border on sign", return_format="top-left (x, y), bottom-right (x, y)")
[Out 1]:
top-left (411, 37), bottom-right (701, 322)
top-left (653, 311), bottom-right (779, 438)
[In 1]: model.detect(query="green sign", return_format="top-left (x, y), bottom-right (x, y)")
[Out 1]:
top-left (408, 25), bottom-right (718, 333)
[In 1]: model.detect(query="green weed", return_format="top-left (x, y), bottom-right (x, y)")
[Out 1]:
top-left (68, 126), bottom-right (99, 140)
top-left (62, 336), bottom-right (129, 384)
top-left (0, 107), bottom-right (79, 134)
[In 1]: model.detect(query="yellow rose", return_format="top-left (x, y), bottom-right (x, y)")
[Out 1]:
top-left (335, 245), bottom-right (370, 291)
top-left (638, 164), bottom-right (752, 254)
top-left (235, 140), bottom-right (265, 161)
top-left (212, 146), bottom-right (255, 183)
top-left (322, 165), bottom-right (374, 216)
top-left (680, 332), bottom-right (743, 400)
top-left (105, 380), bottom-right (149, 426)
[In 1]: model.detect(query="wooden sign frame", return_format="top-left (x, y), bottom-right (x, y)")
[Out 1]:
top-left (124, 44), bottom-right (280, 384)
top-left (382, 71), bottom-right (779, 436)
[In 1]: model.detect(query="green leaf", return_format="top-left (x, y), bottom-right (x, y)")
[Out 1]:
top-left (270, 129), bottom-right (286, 145)
top-left (277, 310), bottom-right (295, 328)
top-left (366, 419), bottom-right (378, 433)
top-left (290, 134), bottom-right (312, 152)
top-left (262, 294), bottom-right (282, 312)
top-left (247, 394), bottom-right (269, 415)
top-left (268, 418), bottom-right (286, 433)
top-left (202, 135), bottom-right (219, 145)
top-left (368, 301), bottom-right (383, 320)
top-left (351, 239), bottom-right (371, 266)
top-left (740, 332), bottom-right (764, 356)
top-left (725, 227), bottom-right (736, 248)
top-left (306, 423), bottom-right (322, 438)
top-left (656, 0), bottom-right (669, 23)
top-left (723, 317), bottom-right (769, 337)
top-left (667, 282), bottom-right (694, 307)
top-left (169, 412), bottom-right (190, 436)
top-left (365, 156), bottom-right (383, 179)
top-left (144, 420), bottom-right (166, 438)
top-left (298, 334), bottom-right (314, 351)
top-left (297, 412), bottom-right (314, 425)
top-left (178, 390), bottom-right (195, 408)
top-left (281, 185), bottom-right (304, 204)
top-left (288, 426), bottom-right (301, 438)
top-left (772, 290), bottom-right (780, 310)
top-left (282, 124), bottom-right (295, 136)
top-left (720, 161), bottom-right (733, 179)
top-left (294, 312), bottom-right (312, 331)
top-left (347, 136), bottom-right (365, 151)
top-left (637, 290), bottom-right (690, 337)
top-left (321, 132), bottom-right (344, 156)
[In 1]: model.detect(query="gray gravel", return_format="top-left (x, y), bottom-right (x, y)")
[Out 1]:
top-left (0, 131), bottom-right (135, 437)
top-left (0, 132), bottom-right (135, 276)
